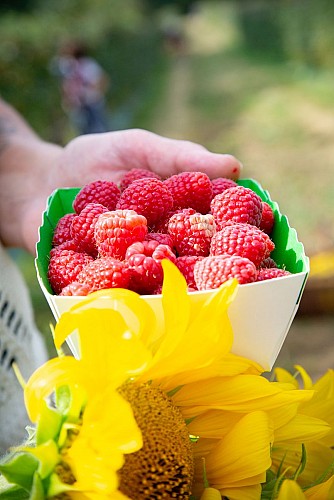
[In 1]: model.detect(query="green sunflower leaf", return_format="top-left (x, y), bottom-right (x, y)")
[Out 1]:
top-left (0, 454), bottom-right (38, 492)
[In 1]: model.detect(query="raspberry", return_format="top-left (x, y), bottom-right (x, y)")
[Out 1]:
top-left (259, 202), bottom-right (275, 234)
top-left (211, 177), bottom-right (238, 197)
top-left (176, 255), bottom-right (204, 289)
top-left (50, 239), bottom-right (82, 258)
top-left (119, 168), bottom-right (162, 191)
top-left (94, 209), bottom-right (148, 260)
top-left (77, 257), bottom-right (130, 291)
top-left (59, 281), bottom-right (93, 296)
top-left (210, 222), bottom-right (275, 267)
top-left (194, 255), bottom-right (258, 290)
top-left (163, 171), bottom-right (213, 214)
top-left (211, 186), bottom-right (263, 230)
top-left (52, 213), bottom-right (76, 246)
top-left (168, 212), bottom-right (216, 257)
top-left (152, 208), bottom-right (196, 233)
top-left (257, 267), bottom-right (291, 281)
top-left (125, 240), bottom-right (176, 294)
top-left (116, 178), bottom-right (173, 227)
top-left (145, 232), bottom-right (175, 249)
top-left (48, 249), bottom-right (94, 295)
top-left (73, 180), bottom-right (121, 214)
top-left (71, 202), bottom-right (109, 257)
top-left (259, 257), bottom-right (278, 269)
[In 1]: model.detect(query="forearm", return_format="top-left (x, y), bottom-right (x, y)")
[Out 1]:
top-left (0, 98), bottom-right (62, 250)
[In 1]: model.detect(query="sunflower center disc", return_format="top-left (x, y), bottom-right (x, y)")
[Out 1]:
top-left (118, 383), bottom-right (194, 499)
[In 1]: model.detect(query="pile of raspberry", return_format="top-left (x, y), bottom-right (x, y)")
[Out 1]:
top-left (47, 169), bottom-right (291, 297)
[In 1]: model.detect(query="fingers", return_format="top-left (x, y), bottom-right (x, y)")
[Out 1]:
top-left (115, 129), bottom-right (243, 180)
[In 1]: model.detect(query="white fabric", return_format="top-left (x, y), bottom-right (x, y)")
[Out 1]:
top-left (0, 242), bottom-right (48, 454)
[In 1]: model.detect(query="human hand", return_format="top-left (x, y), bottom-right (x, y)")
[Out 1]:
top-left (4, 129), bottom-right (242, 253)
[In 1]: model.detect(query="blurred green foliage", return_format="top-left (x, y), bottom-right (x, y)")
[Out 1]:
top-left (0, 0), bottom-right (166, 141)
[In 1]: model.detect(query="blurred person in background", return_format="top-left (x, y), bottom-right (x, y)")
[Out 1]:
top-left (0, 96), bottom-right (241, 454)
top-left (52, 40), bottom-right (110, 135)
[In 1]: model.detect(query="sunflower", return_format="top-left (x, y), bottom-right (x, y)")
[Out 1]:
top-left (0, 261), bottom-right (314, 500)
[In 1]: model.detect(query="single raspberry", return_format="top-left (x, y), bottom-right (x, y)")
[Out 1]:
top-left (73, 180), bottom-right (121, 214)
top-left (176, 255), bottom-right (205, 289)
top-left (116, 178), bottom-right (173, 227)
top-left (211, 177), bottom-right (238, 197)
top-left (94, 209), bottom-right (148, 260)
top-left (77, 257), bottom-right (130, 291)
top-left (48, 249), bottom-right (94, 295)
top-left (211, 186), bottom-right (263, 230)
top-left (145, 232), bottom-right (175, 249)
top-left (152, 208), bottom-right (196, 233)
top-left (163, 171), bottom-right (213, 213)
top-left (70, 203), bottom-right (109, 257)
top-left (257, 267), bottom-right (291, 281)
top-left (259, 257), bottom-right (278, 269)
top-left (59, 281), bottom-right (93, 296)
top-left (125, 240), bottom-right (176, 294)
top-left (210, 222), bottom-right (275, 267)
top-left (168, 212), bottom-right (216, 257)
top-left (119, 168), bottom-right (162, 191)
top-left (52, 213), bottom-right (76, 246)
top-left (194, 255), bottom-right (258, 290)
top-left (259, 201), bottom-right (275, 234)
top-left (50, 239), bottom-right (82, 258)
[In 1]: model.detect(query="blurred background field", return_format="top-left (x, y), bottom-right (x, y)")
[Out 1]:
top-left (1, 0), bottom-right (333, 377)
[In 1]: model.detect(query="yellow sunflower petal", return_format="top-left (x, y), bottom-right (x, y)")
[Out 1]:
top-left (271, 441), bottom-right (334, 487)
top-left (24, 356), bottom-right (82, 422)
top-left (189, 409), bottom-right (242, 439)
top-left (217, 484), bottom-right (261, 500)
top-left (141, 272), bottom-right (238, 383)
top-left (54, 288), bottom-right (156, 346)
top-left (274, 413), bottom-right (331, 443)
top-left (79, 389), bottom-right (142, 456)
top-left (173, 375), bottom-right (314, 418)
top-left (274, 367), bottom-right (299, 388)
top-left (277, 479), bottom-right (306, 500)
top-left (55, 308), bottom-right (151, 391)
top-left (305, 474), bottom-right (334, 499)
top-left (295, 365), bottom-right (314, 390)
top-left (205, 411), bottom-right (273, 487)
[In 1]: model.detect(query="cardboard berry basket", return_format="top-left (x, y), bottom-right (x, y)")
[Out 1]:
top-left (35, 179), bottom-right (309, 370)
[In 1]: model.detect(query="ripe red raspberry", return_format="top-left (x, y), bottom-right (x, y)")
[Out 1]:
top-left (145, 232), bottom-right (175, 249)
top-left (116, 178), bottom-right (173, 227)
top-left (163, 171), bottom-right (213, 214)
top-left (59, 281), bottom-right (93, 296)
top-left (211, 186), bottom-right (263, 230)
top-left (52, 213), bottom-right (76, 246)
top-left (50, 239), bottom-right (82, 258)
top-left (210, 222), bottom-right (275, 267)
top-left (194, 255), bottom-right (258, 290)
top-left (94, 209), bottom-right (148, 260)
top-left (257, 267), bottom-right (291, 281)
top-left (70, 203), bottom-right (109, 257)
top-left (211, 177), bottom-right (238, 197)
top-left (77, 257), bottom-right (130, 291)
top-left (119, 168), bottom-right (162, 191)
top-left (73, 180), bottom-right (121, 214)
top-left (168, 212), bottom-right (216, 257)
top-left (152, 208), bottom-right (196, 233)
top-left (176, 255), bottom-right (205, 289)
top-left (259, 202), bottom-right (275, 234)
top-left (125, 240), bottom-right (176, 294)
top-left (48, 249), bottom-right (94, 294)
